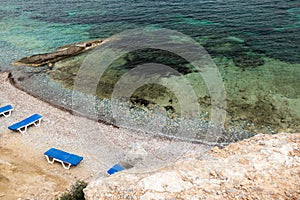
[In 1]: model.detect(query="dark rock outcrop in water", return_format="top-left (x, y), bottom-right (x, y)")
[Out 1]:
top-left (233, 54), bottom-right (265, 68)
top-left (13, 39), bottom-right (104, 67)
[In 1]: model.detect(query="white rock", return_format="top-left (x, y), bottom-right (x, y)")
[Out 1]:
top-left (139, 171), bottom-right (192, 192)
top-left (140, 192), bottom-right (166, 200)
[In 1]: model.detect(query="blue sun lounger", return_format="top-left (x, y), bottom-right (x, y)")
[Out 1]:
top-left (0, 105), bottom-right (13, 117)
top-left (107, 164), bottom-right (126, 175)
top-left (8, 113), bottom-right (42, 134)
top-left (44, 148), bottom-right (83, 169)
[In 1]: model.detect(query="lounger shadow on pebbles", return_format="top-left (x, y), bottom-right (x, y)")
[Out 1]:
top-left (0, 105), bottom-right (13, 117)
top-left (44, 148), bottom-right (83, 169)
top-left (8, 114), bottom-right (43, 134)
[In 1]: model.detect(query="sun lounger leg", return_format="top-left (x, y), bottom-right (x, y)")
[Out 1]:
top-left (3, 110), bottom-right (12, 117)
top-left (45, 155), bottom-right (55, 164)
top-left (45, 156), bottom-right (71, 169)
top-left (18, 126), bottom-right (27, 134)
top-left (61, 162), bottom-right (71, 170)
top-left (34, 119), bottom-right (42, 126)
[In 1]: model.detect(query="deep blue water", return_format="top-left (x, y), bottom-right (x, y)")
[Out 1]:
top-left (0, 0), bottom-right (299, 68)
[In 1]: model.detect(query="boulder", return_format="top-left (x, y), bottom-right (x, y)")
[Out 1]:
top-left (13, 39), bottom-right (104, 67)
top-left (233, 54), bottom-right (265, 68)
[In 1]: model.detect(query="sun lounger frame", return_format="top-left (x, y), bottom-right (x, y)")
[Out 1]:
top-left (44, 148), bottom-right (83, 170)
top-left (17, 118), bottom-right (42, 134)
top-left (45, 155), bottom-right (73, 169)
top-left (0, 105), bottom-right (13, 117)
top-left (8, 114), bottom-right (42, 134)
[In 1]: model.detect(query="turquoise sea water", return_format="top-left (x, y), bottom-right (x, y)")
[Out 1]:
top-left (1, 1), bottom-right (299, 141)
top-left (0, 0), bottom-right (299, 68)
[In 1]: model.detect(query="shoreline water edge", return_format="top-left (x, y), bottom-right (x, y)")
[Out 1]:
top-left (5, 36), bottom-right (300, 143)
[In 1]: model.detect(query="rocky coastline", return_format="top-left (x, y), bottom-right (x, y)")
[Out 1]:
top-left (12, 39), bottom-right (104, 67)
top-left (9, 38), bottom-right (300, 141)
top-left (2, 74), bottom-right (299, 199)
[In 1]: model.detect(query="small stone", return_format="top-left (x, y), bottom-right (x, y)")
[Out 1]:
top-left (209, 171), bottom-right (217, 177)
top-left (211, 146), bottom-right (221, 153)
top-left (259, 140), bottom-right (266, 145)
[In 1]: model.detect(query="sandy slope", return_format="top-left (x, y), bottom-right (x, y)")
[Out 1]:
top-left (0, 71), bottom-right (93, 199)
top-left (0, 146), bottom-right (68, 199)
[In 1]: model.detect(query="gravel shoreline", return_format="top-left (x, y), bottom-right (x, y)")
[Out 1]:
top-left (9, 68), bottom-right (256, 146)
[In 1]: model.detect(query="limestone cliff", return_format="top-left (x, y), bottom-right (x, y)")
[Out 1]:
top-left (84, 133), bottom-right (300, 199)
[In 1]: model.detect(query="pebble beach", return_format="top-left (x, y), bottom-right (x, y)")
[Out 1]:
top-left (0, 71), bottom-right (210, 199)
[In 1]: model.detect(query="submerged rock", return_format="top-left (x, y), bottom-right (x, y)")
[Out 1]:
top-left (13, 39), bottom-right (104, 67)
top-left (204, 37), bottom-right (247, 57)
top-left (10, 37), bottom-right (300, 136)
top-left (233, 54), bottom-right (265, 68)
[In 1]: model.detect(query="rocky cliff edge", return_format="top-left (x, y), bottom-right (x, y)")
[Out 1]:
top-left (84, 133), bottom-right (300, 199)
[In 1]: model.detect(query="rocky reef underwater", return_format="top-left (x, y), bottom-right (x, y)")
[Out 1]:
top-left (9, 33), bottom-right (300, 145)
